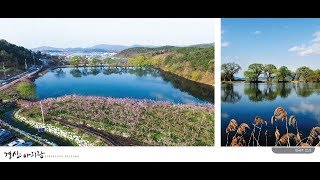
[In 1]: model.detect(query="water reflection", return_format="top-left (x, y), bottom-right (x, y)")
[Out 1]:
top-left (221, 84), bottom-right (241, 103)
top-left (52, 67), bottom-right (214, 104)
top-left (276, 83), bottom-right (292, 98)
top-left (290, 101), bottom-right (320, 121)
top-left (53, 68), bottom-right (66, 78)
top-left (159, 70), bottom-right (214, 104)
top-left (222, 83), bottom-right (320, 102)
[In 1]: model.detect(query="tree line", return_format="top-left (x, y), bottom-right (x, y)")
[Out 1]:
top-left (69, 56), bottom-right (127, 67)
top-left (222, 62), bottom-right (320, 83)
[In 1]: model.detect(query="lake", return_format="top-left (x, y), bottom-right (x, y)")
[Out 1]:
top-left (221, 83), bottom-right (320, 146)
top-left (34, 67), bottom-right (214, 104)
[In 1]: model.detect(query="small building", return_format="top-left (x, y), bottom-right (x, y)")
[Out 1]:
top-left (39, 58), bottom-right (51, 66)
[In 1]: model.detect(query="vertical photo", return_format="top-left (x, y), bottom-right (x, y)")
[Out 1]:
top-left (221, 18), bottom-right (320, 147)
top-left (0, 18), bottom-right (215, 146)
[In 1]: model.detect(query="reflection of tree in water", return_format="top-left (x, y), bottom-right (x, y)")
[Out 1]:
top-left (128, 67), bottom-right (149, 77)
top-left (67, 67), bottom-right (213, 104)
top-left (89, 67), bottom-right (101, 76)
top-left (314, 83), bottom-right (320, 95)
top-left (244, 83), bottom-right (264, 102)
top-left (103, 67), bottom-right (122, 75)
top-left (276, 83), bottom-right (292, 98)
top-left (263, 83), bottom-right (278, 101)
top-left (53, 68), bottom-right (66, 78)
top-left (159, 70), bottom-right (214, 104)
top-left (243, 83), bottom-right (294, 102)
top-left (221, 84), bottom-right (241, 103)
top-left (293, 83), bottom-right (313, 97)
top-left (81, 67), bottom-right (89, 76)
top-left (70, 68), bottom-right (82, 78)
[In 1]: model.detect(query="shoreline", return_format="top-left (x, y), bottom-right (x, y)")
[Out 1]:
top-left (49, 65), bottom-right (214, 87)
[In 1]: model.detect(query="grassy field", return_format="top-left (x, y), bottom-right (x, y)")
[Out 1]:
top-left (17, 95), bottom-right (214, 146)
top-left (0, 80), bottom-right (34, 100)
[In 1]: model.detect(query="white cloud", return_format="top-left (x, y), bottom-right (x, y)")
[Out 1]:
top-left (222, 113), bottom-right (230, 119)
top-left (222, 41), bottom-right (229, 48)
top-left (253, 30), bottom-right (262, 35)
top-left (290, 102), bottom-right (320, 121)
top-left (288, 31), bottom-right (320, 56)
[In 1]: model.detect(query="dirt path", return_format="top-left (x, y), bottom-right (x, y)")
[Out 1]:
top-left (53, 118), bottom-right (147, 146)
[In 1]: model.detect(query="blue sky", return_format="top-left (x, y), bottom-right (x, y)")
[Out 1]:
top-left (222, 18), bottom-right (320, 77)
top-left (0, 18), bottom-right (215, 49)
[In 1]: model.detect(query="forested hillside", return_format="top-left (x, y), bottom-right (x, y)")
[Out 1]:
top-left (118, 44), bottom-right (214, 85)
top-left (0, 39), bottom-right (44, 69)
top-left (117, 46), bottom-right (175, 58)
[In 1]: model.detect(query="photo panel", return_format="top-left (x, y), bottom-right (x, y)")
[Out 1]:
top-left (0, 18), bottom-right (215, 147)
top-left (221, 18), bottom-right (320, 147)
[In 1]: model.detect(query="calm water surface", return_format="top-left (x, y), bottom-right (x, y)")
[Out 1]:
top-left (221, 83), bottom-right (320, 146)
top-left (34, 67), bottom-right (214, 104)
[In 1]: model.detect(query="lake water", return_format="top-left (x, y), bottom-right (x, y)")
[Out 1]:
top-left (34, 67), bottom-right (214, 104)
top-left (221, 83), bottom-right (320, 146)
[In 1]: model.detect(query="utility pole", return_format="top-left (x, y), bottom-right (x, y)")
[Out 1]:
top-left (33, 54), bottom-right (36, 66)
top-left (25, 59), bottom-right (28, 70)
top-left (2, 62), bottom-right (5, 78)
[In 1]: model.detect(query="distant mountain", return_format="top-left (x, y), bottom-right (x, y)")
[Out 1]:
top-left (187, 43), bottom-right (214, 48)
top-left (32, 44), bottom-right (160, 53)
top-left (32, 43), bottom-right (214, 54)
top-left (32, 46), bottom-right (63, 52)
top-left (89, 44), bottom-right (129, 52)
top-left (32, 46), bottom-right (111, 53)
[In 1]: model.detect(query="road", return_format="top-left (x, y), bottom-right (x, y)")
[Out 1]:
top-left (0, 66), bottom-right (43, 90)
top-left (0, 66), bottom-right (42, 90)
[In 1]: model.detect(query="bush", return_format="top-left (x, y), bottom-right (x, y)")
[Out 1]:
top-left (16, 82), bottom-right (36, 100)
top-left (192, 71), bottom-right (202, 81)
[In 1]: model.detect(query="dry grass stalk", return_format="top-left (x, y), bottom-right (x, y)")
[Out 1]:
top-left (288, 115), bottom-right (296, 126)
top-left (226, 119), bottom-right (238, 134)
top-left (273, 107), bottom-right (287, 121)
top-left (278, 133), bottom-right (296, 146)
top-left (231, 136), bottom-right (245, 146)
top-left (295, 132), bottom-right (301, 143)
top-left (226, 119), bottom-right (238, 146)
top-left (310, 127), bottom-right (320, 138)
top-left (265, 130), bottom-right (268, 146)
top-left (254, 116), bottom-right (265, 126)
top-left (306, 127), bottom-right (320, 145)
top-left (271, 116), bottom-right (275, 125)
top-left (299, 142), bottom-right (310, 147)
top-left (275, 127), bottom-right (280, 146)
top-left (236, 123), bottom-right (250, 135)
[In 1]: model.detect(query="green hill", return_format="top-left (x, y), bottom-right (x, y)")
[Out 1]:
top-left (116, 46), bottom-right (175, 58)
top-left (0, 39), bottom-right (44, 70)
top-left (118, 44), bottom-right (214, 85)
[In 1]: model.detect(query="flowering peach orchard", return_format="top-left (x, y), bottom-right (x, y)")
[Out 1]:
top-left (17, 95), bottom-right (214, 146)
